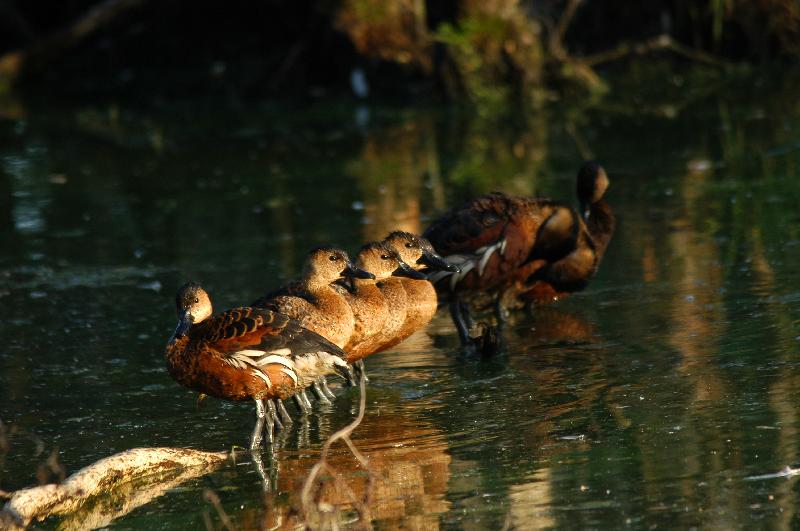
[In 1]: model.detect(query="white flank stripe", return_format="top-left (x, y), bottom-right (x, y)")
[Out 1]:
top-left (450, 262), bottom-right (475, 290)
top-left (478, 241), bottom-right (501, 276)
top-left (280, 367), bottom-right (299, 385)
top-left (268, 348), bottom-right (292, 357)
top-left (252, 370), bottom-right (272, 388)
top-left (235, 349), bottom-right (268, 359)
top-left (256, 355), bottom-right (296, 369)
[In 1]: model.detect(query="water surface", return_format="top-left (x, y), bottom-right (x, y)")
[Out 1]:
top-left (2, 73), bottom-right (800, 528)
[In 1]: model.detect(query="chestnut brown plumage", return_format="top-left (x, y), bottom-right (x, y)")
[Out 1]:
top-left (424, 162), bottom-right (615, 345)
top-left (166, 282), bottom-right (351, 449)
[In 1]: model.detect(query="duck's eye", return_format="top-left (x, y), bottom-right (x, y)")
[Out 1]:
top-left (329, 255), bottom-right (339, 261)
top-left (380, 254), bottom-right (390, 260)
top-left (405, 243), bottom-right (414, 248)
top-left (194, 297), bottom-right (199, 303)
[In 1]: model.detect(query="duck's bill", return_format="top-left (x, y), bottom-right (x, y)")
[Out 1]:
top-left (419, 248), bottom-right (460, 273)
top-left (343, 261), bottom-right (375, 280)
top-left (173, 310), bottom-right (193, 339)
top-left (394, 260), bottom-right (427, 280)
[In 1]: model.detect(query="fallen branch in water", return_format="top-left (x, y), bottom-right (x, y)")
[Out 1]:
top-left (0, 0), bottom-right (149, 85)
top-left (1, 447), bottom-right (228, 529)
top-left (299, 371), bottom-right (374, 528)
top-left (582, 33), bottom-right (726, 67)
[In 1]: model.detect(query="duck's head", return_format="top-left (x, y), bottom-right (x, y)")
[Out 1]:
top-left (576, 161), bottom-right (610, 218)
top-left (173, 282), bottom-right (213, 339)
top-left (304, 246), bottom-right (374, 286)
top-left (356, 242), bottom-right (412, 281)
top-left (384, 231), bottom-right (460, 273)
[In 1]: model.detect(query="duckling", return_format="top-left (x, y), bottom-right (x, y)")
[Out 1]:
top-left (381, 231), bottom-right (459, 349)
top-left (165, 282), bottom-right (351, 450)
top-left (424, 161), bottom-right (614, 344)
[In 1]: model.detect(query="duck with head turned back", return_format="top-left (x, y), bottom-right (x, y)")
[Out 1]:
top-left (165, 282), bottom-right (351, 450)
top-left (516, 161), bottom-right (615, 304)
top-left (252, 246), bottom-right (373, 406)
top-left (424, 161), bottom-right (614, 345)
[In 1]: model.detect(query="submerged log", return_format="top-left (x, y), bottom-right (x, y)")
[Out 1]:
top-left (0, 447), bottom-right (228, 529)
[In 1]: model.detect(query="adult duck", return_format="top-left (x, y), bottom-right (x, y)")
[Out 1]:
top-left (424, 162), bottom-right (614, 343)
top-left (165, 282), bottom-right (351, 449)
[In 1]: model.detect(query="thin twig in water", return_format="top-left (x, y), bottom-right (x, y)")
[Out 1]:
top-left (203, 488), bottom-right (236, 531)
top-left (582, 34), bottom-right (725, 67)
top-left (300, 370), bottom-right (373, 527)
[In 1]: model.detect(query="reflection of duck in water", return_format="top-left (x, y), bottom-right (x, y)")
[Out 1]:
top-left (424, 162), bottom-right (615, 346)
top-left (165, 282), bottom-right (351, 449)
top-left (262, 410), bottom-right (452, 529)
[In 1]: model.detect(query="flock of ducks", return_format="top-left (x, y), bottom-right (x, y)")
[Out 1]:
top-left (164, 162), bottom-right (616, 450)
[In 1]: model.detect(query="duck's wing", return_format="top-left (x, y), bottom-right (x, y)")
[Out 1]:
top-left (200, 307), bottom-right (350, 382)
top-left (424, 193), bottom-right (519, 255)
top-left (250, 281), bottom-right (309, 308)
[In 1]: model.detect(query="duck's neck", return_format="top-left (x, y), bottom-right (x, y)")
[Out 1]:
top-left (585, 199), bottom-right (615, 256)
top-left (303, 273), bottom-right (334, 292)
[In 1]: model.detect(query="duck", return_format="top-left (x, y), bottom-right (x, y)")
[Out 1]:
top-left (339, 242), bottom-right (400, 355)
top-left (380, 231), bottom-right (459, 350)
top-left (343, 244), bottom-right (429, 378)
top-left (424, 161), bottom-right (615, 343)
top-left (165, 282), bottom-right (351, 450)
top-left (252, 246), bottom-right (373, 403)
top-left (516, 161), bottom-right (615, 303)
top-left (252, 247), bottom-right (373, 348)
top-left (335, 242), bottom-right (424, 380)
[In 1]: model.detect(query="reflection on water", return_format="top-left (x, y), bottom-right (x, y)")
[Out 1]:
top-left (2, 73), bottom-right (800, 528)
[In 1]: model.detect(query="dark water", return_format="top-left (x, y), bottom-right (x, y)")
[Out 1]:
top-left (2, 71), bottom-right (800, 529)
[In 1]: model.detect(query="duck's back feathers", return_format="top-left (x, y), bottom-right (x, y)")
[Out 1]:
top-left (424, 193), bottom-right (520, 255)
top-left (195, 307), bottom-right (344, 360)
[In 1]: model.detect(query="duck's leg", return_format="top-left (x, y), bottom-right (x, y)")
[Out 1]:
top-left (449, 295), bottom-right (471, 345)
top-left (251, 449), bottom-right (277, 492)
top-left (250, 399), bottom-right (267, 450)
top-left (312, 381), bottom-right (332, 405)
top-left (494, 288), bottom-right (511, 326)
top-left (264, 401), bottom-right (275, 445)
top-left (275, 399), bottom-right (293, 425)
top-left (294, 389), bottom-right (314, 414)
top-left (266, 399), bottom-right (283, 432)
top-left (319, 377), bottom-right (337, 400)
